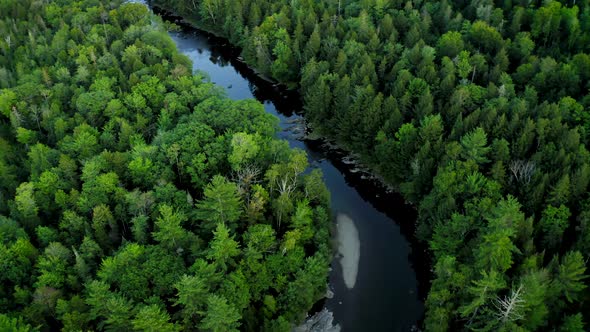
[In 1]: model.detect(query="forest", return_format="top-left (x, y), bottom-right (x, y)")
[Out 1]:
top-left (147, 0), bottom-right (590, 330)
top-left (0, 0), bottom-right (333, 331)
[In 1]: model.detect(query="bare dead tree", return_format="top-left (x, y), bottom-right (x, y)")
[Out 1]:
top-left (30, 105), bottom-right (42, 131)
top-left (411, 157), bottom-right (420, 176)
top-left (509, 160), bottom-right (536, 184)
top-left (11, 106), bottom-right (22, 130)
top-left (494, 284), bottom-right (525, 324)
top-left (268, 164), bottom-right (303, 231)
top-left (186, 190), bottom-right (194, 206)
top-left (276, 172), bottom-right (298, 198)
top-left (232, 163), bottom-right (261, 200)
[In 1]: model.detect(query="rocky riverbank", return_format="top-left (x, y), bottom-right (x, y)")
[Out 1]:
top-left (294, 309), bottom-right (341, 332)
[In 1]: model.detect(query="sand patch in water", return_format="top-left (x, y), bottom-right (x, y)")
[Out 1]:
top-left (336, 213), bottom-right (360, 289)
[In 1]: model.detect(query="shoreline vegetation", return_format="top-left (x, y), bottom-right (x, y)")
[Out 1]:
top-left (152, 3), bottom-right (405, 198)
top-left (147, 0), bottom-right (590, 330)
top-left (154, 5), bottom-right (283, 87)
top-left (0, 0), bottom-right (333, 331)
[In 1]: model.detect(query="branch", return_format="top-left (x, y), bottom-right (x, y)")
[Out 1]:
top-left (493, 284), bottom-right (525, 324)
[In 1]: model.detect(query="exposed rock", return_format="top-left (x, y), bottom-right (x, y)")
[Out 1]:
top-left (341, 156), bottom-right (356, 165)
top-left (287, 124), bottom-right (306, 134)
top-left (293, 308), bottom-right (341, 332)
top-left (285, 117), bottom-right (305, 124)
top-left (325, 286), bottom-right (334, 299)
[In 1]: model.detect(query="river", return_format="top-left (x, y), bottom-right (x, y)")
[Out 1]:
top-left (138, 2), bottom-right (426, 330)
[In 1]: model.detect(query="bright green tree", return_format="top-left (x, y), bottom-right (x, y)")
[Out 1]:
top-left (200, 295), bottom-right (241, 332)
top-left (197, 175), bottom-right (243, 233)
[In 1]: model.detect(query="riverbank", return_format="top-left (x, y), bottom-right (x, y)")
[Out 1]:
top-left (143, 1), bottom-right (590, 331)
top-left (150, 4), bottom-right (285, 86)
top-left (151, 3), bottom-right (406, 196)
top-left (147, 3), bottom-right (428, 330)
top-left (149, 1), bottom-right (426, 234)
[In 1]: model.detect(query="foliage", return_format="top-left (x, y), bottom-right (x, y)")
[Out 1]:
top-left (0, 1), bottom-right (331, 330)
top-left (149, 0), bottom-right (590, 329)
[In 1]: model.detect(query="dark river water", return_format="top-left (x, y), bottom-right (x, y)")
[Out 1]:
top-left (140, 2), bottom-right (426, 330)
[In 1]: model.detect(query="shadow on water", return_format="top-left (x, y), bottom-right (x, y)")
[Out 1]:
top-left (147, 3), bottom-right (430, 331)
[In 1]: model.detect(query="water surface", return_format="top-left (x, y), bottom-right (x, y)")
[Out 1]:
top-left (144, 3), bottom-right (426, 330)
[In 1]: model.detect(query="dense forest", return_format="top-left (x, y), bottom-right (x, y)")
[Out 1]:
top-left (149, 0), bottom-right (590, 330)
top-left (0, 0), bottom-right (333, 331)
